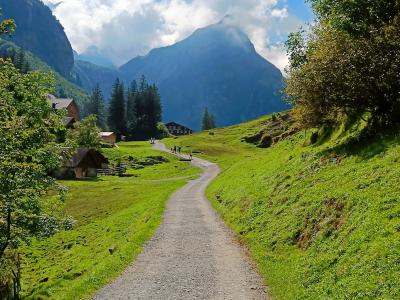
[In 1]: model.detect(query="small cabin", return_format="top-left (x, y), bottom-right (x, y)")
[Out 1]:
top-left (56, 148), bottom-right (109, 179)
top-left (100, 132), bottom-right (117, 145)
top-left (166, 122), bottom-right (193, 136)
top-left (47, 94), bottom-right (80, 128)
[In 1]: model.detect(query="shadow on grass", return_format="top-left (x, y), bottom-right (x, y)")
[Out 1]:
top-left (320, 125), bottom-right (400, 160)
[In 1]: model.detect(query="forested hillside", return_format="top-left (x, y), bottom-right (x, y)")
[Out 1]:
top-left (0, 0), bottom-right (74, 77)
top-left (0, 39), bottom-right (89, 109)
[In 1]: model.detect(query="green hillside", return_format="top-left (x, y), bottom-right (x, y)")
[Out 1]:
top-left (0, 39), bottom-right (89, 110)
top-left (165, 115), bottom-right (400, 299)
top-left (21, 142), bottom-right (200, 299)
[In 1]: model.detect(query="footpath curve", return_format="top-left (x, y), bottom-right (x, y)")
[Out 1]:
top-left (93, 141), bottom-right (267, 299)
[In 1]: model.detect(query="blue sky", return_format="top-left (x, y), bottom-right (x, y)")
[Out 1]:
top-left (44, 0), bottom-right (314, 71)
top-left (287, 0), bottom-right (314, 23)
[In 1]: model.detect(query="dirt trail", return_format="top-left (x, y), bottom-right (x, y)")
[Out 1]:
top-left (93, 142), bottom-right (267, 300)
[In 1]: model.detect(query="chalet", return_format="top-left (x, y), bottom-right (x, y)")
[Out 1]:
top-left (100, 132), bottom-right (117, 145)
top-left (166, 122), bottom-right (193, 136)
top-left (56, 148), bottom-right (109, 179)
top-left (47, 94), bottom-right (80, 128)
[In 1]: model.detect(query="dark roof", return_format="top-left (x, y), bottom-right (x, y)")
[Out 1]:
top-left (47, 94), bottom-right (74, 109)
top-left (165, 122), bottom-right (193, 131)
top-left (64, 148), bottom-right (108, 168)
top-left (63, 117), bottom-right (76, 126)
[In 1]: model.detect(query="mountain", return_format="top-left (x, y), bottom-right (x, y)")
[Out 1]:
top-left (74, 46), bottom-right (115, 68)
top-left (120, 21), bottom-right (286, 130)
top-left (72, 60), bottom-right (119, 97)
top-left (0, 0), bottom-right (74, 77)
top-left (0, 39), bottom-right (89, 110)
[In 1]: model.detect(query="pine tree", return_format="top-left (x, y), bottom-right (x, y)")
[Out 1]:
top-left (87, 84), bottom-right (107, 130)
top-left (129, 76), bottom-right (162, 140)
top-left (202, 107), bottom-right (212, 130)
top-left (108, 78), bottom-right (127, 138)
top-left (126, 80), bottom-right (138, 139)
top-left (210, 113), bottom-right (216, 129)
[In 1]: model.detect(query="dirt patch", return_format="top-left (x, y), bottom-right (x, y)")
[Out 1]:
top-left (242, 112), bottom-right (299, 148)
top-left (294, 198), bottom-right (346, 250)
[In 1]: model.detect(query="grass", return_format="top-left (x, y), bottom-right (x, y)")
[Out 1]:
top-left (165, 116), bottom-right (400, 299)
top-left (21, 142), bottom-right (200, 300)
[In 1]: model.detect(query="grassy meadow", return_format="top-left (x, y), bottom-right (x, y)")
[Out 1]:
top-left (21, 142), bottom-right (200, 300)
top-left (165, 116), bottom-right (400, 299)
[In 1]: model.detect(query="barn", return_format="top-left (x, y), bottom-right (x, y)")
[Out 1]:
top-left (56, 148), bottom-right (109, 179)
top-left (166, 122), bottom-right (193, 136)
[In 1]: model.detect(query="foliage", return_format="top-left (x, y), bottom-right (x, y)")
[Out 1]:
top-left (157, 122), bottom-right (170, 139)
top-left (0, 60), bottom-right (68, 296)
top-left (0, 10), bottom-right (15, 36)
top-left (67, 115), bottom-right (102, 150)
top-left (201, 107), bottom-right (216, 130)
top-left (166, 114), bottom-right (400, 299)
top-left (108, 78), bottom-right (127, 138)
top-left (308, 0), bottom-right (400, 37)
top-left (86, 84), bottom-right (107, 130)
top-left (20, 142), bottom-right (200, 299)
top-left (126, 76), bottom-right (163, 140)
top-left (286, 7), bottom-right (400, 129)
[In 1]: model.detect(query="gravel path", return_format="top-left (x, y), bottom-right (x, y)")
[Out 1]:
top-left (93, 142), bottom-right (268, 300)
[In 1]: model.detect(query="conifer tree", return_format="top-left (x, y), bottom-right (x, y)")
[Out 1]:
top-left (126, 80), bottom-right (138, 138)
top-left (108, 78), bottom-right (126, 137)
top-left (87, 84), bottom-right (107, 130)
top-left (202, 107), bottom-right (216, 130)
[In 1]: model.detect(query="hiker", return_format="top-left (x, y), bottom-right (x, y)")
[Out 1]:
top-left (178, 146), bottom-right (181, 153)
top-left (189, 153), bottom-right (193, 160)
top-left (173, 145), bottom-right (177, 153)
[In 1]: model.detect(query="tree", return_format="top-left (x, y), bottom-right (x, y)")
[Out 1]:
top-left (108, 78), bottom-right (126, 138)
top-left (308, 0), bottom-right (400, 37)
top-left (67, 115), bottom-right (102, 150)
top-left (286, 14), bottom-right (400, 129)
top-left (0, 11), bottom-right (15, 36)
top-left (129, 76), bottom-right (163, 140)
top-left (202, 107), bottom-right (216, 130)
top-left (126, 80), bottom-right (138, 139)
top-left (0, 60), bottom-right (70, 297)
top-left (87, 84), bottom-right (107, 130)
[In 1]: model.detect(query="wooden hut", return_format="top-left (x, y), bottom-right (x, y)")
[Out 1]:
top-left (100, 132), bottom-right (117, 144)
top-left (166, 122), bottom-right (193, 136)
top-left (56, 148), bottom-right (109, 179)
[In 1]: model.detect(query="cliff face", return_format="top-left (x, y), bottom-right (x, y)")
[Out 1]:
top-left (0, 0), bottom-right (74, 77)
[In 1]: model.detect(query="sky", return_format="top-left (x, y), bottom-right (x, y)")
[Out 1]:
top-left (43, 0), bottom-right (313, 72)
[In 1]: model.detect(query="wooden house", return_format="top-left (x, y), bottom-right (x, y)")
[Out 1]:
top-left (56, 148), bottom-right (109, 179)
top-left (166, 122), bottom-right (193, 136)
top-left (100, 132), bottom-right (117, 144)
top-left (47, 94), bottom-right (80, 128)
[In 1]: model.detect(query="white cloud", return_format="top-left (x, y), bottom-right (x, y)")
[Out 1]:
top-left (43, 0), bottom-right (304, 71)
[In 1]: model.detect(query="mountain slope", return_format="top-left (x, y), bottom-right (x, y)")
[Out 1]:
top-left (120, 21), bottom-right (286, 130)
top-left (0, 0), bottom-right (74, 77)
top-left (72, 60), bottom-right (119, 98)
top-left (0, 39), bottom-right (89, 110)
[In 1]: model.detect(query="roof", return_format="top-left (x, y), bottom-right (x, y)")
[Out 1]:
top-left (47, 94), bottom-right (74, 109)
top-left (165, 122), bottom-right (193, 131)
top-left (63, 117), bottom-right (76, 126)
top-left (64, 148), bottom-right (108, 168)
top-left (100, 132), bottom-right (116, 137)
